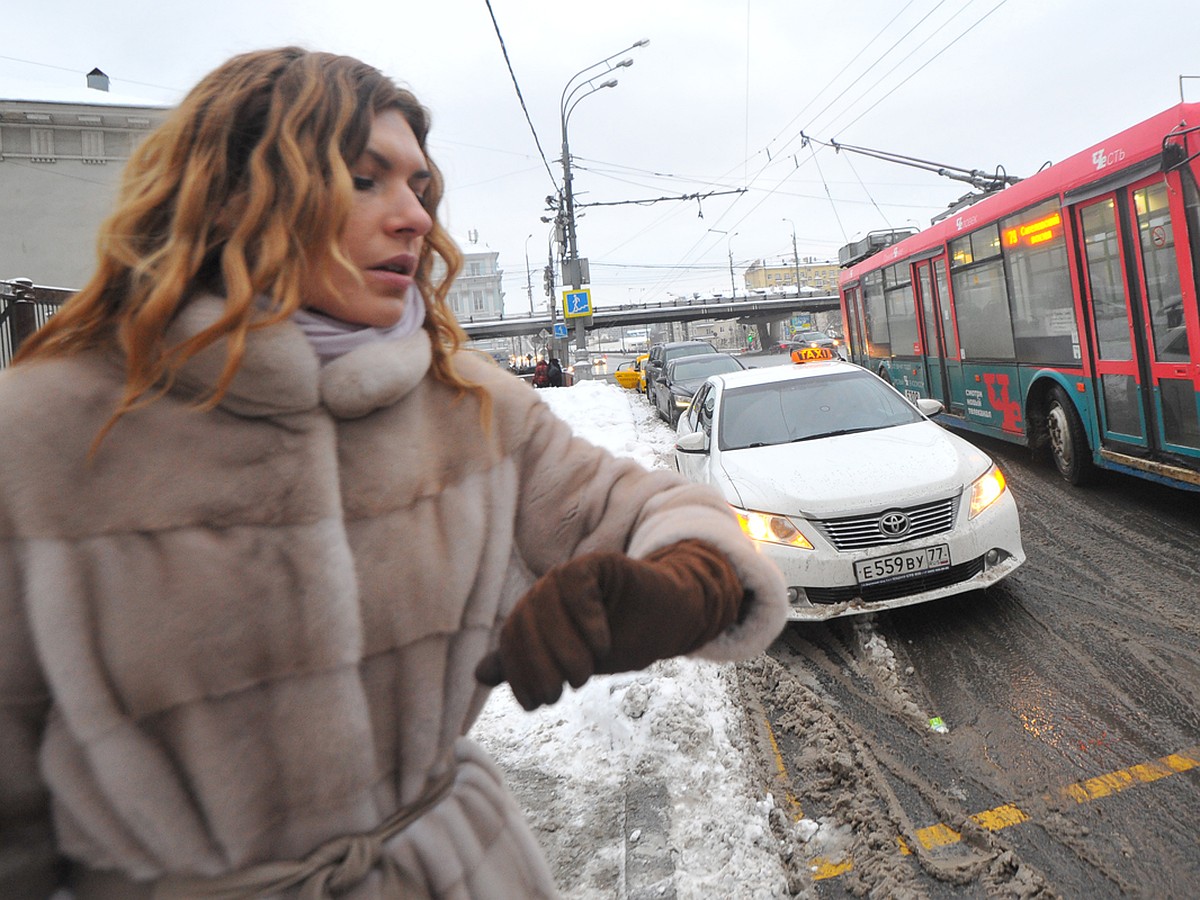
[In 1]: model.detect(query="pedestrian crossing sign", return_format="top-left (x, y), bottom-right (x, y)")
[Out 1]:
top-left (563, 289), bottom-right (592, 319)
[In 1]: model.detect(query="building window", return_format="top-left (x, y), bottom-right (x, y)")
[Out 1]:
top-left (31, 127), bottom-right (55, 161)
top-left (81, 129), bottom-right (105, 163)
top-left (473, 291), bottom-right (485, 312)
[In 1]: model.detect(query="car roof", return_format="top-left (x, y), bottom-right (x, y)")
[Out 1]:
top-left (707, 358), bottom-right (861, 391)
top-left (666, 351), bottom-right (741, 370)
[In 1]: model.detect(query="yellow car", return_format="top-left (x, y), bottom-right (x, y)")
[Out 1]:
top-left (614, 354), bottom-right (649, 391)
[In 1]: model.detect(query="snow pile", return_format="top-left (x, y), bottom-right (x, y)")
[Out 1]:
top-left (472, 659), bottom-right (791, 898)
top-left (472, 380), bottom-right (790, 897)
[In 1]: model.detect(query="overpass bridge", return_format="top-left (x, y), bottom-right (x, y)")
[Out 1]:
top-left (458, 291), bottom-right (841, 342)
top-left (3, 279), bottom-right (840, 364)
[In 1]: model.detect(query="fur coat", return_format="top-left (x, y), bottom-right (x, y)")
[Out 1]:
top-left (0, 295), bottom-right (787, 898)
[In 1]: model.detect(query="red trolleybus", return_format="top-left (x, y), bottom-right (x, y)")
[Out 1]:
top-left (838, 102), bottom-right (1200, 491)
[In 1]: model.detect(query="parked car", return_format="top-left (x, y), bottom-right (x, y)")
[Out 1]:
top-left (672, 357), bottom-right (1024, 621)
top-left (644, 340), bottom-right (717, 398)
top-left (653, 352), bottom-right (744, 425)
top-left (613, 353), bottom-right (649, 391)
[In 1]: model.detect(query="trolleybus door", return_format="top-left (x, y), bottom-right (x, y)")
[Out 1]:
top-left (913, 257), bottom-right (962, 412)
top-left (843, 283), bottom-right (868, 366)
top-left (1076, 178), bottom-right (1200, 458)
top-left (1126, 177), bottom-right (1200, 457)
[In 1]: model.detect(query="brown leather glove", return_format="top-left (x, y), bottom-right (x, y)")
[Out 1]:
top-left (475, 539), bottom-right (745, 710)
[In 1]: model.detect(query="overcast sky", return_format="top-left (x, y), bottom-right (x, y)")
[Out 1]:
top-left (4, 1), bottom-right (1198, 314)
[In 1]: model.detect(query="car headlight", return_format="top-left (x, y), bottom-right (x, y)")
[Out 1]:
top-left (673, 394), bottom-right (692, 409)
top-left (734, 508), bottom-right (814, 549)
top-left (968, 464), bottom-right (1007, 519)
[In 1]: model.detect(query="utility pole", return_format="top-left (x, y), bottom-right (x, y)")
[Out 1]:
top-left (728, 243), bottom-right (737, 300)
top-left (524, 233), bottom-right (534, 316)
top-left (708, 229), bottom-right (737, 300)
top-left (783, 218), bottom-right (801, 297)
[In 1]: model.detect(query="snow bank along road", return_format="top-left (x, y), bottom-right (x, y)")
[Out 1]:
top-left (476, 382), bottom-right (1200, 898)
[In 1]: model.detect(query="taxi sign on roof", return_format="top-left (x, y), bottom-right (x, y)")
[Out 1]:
top-left (791, 346), bottom-right (835, 363)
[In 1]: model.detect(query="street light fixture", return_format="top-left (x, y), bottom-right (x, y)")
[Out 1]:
top-left (782, 218), bottom-right (801, 297)
top-left (559, 43), bottom-right (652, 285)
top-left (557, 39), bottom-right (650, 314)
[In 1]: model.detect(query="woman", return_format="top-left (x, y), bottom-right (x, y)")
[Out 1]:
top-left (0, 48), bottom-right (786, 898)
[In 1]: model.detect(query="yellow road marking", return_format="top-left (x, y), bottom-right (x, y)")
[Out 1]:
top-left (804, 744), bottom-right (1200, 881)
top-left (1060, 746), bottom-right (1199, 803)
top-left (762, 717), bottom-right (805, 821)
top-left (809, 857), bottom-right (853, 879)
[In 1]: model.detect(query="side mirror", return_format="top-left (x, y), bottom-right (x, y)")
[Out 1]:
top-left (675, 430), bottom-right (708, 454)
top-left (916, 398), bottom-right (944, 416)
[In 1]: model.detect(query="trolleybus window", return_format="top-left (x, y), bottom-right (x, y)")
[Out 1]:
top-left (1001, 199), bottom-right (1078, 364)
top-left (1134, 181), bottom-right (1188, 359)
top-left (1080, 199), bottom-right (1134, 360)
top-left (933, 258), bottom-right (958, 359)
top-left (884, 263), bottom-right (919, 356)
top-left (950, 226), bottom-right (1015, 360)
top-left (862, 270), bottom-right (889, 358)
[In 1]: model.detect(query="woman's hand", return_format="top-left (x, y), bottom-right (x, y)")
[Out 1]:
top-left (475, 540), bottom-right (745, 710)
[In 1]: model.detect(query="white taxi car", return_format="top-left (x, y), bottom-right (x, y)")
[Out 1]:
top-left (673, 351), bottom-right (1024, 621)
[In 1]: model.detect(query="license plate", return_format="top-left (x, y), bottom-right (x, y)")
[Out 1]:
top-left (855, 544), bottom-right (951, 585)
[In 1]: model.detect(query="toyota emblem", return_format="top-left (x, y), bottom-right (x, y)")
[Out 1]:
top-left (879, 511), bottom-right (910, 537)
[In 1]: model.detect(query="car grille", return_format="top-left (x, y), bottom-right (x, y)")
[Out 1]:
top-left (810, 496), bottom-right (958, 551)
top-left (802, 555), bottom-right (987, 605)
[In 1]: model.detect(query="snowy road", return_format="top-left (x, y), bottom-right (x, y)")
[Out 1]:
top-left (752, 434), bottom-right (1200, 899)
top-left (472, 380), bottom-right (1200, 899)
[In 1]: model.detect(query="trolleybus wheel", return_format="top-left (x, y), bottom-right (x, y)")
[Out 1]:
top-left (1046, 385), bottom-right (1096, 486)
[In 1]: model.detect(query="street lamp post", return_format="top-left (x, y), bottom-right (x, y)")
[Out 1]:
top-left (523, 233), bottom-right (534, 316)
top-left (557, 39), bottom-right (649, 361)
top-left (783, 218), bottom-right (801, 297)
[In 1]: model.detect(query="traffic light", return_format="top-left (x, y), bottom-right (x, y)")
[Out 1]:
top-left (543, 265), bottom-right (554, 294)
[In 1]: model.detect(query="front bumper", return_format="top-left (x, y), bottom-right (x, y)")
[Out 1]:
top-left (755, 491), bottom-right (1025, 622)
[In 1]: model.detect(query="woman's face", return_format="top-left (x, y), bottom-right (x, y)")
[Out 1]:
top-left (306, 108), bottom-right (434, 327)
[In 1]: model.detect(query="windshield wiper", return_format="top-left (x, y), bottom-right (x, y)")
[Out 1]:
top-left (790, 426), bottom-right (878, 442)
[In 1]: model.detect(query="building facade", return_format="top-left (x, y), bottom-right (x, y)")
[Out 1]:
top-left (743, 258), bottom-right (840, 294)
top-left (440, 230), bottom-right (505, 321)
top-left (0, 74), bottom-right (168, 288)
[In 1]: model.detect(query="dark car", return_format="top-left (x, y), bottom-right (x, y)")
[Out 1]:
top-left (777, 331), bottom-right (844, 360)
top-left (654, 352), bottom-right (744, 425)
top-left (644, 340), bottom-right (718, 398)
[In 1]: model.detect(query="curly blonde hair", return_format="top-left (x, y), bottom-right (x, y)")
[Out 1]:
top-left (16, 47), bottom-right (480, 433)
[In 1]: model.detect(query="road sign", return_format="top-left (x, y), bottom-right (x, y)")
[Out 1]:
top-left (538, 329), bottom-right (550, 340)
top-left (553, 323), bottom-right (568, 338)
top-left (563, 288), bottom-right (592, 319)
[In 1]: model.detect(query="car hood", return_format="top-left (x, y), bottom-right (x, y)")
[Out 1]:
top-left (716, 421), bottom-right (991, 517)
top-left (668, 376), bottom-right (710, 396)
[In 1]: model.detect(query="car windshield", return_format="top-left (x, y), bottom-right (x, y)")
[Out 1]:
top-left (718, 370), bottom-right (924, 450)
top-left (664, 344), bottom-right (716, 363)
top-left (670, 355), bottom-right (742, 381)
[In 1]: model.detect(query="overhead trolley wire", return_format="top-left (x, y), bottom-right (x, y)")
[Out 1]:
top-left (816, 0), bottom-right (1003, 139)
top-left (483, 0), bottom-right (560, 193)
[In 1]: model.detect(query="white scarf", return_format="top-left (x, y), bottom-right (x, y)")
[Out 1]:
top-left (292, 285), bottom-right (426, 364)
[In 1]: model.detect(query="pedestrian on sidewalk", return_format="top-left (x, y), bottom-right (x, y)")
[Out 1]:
top-left (0, 46), bottom-right (787, 900)
top-left (532, 356), bottom-right (550, 388)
